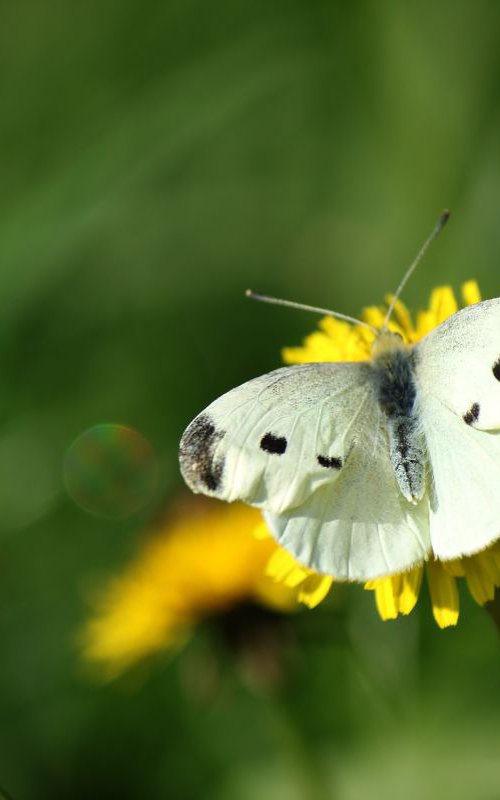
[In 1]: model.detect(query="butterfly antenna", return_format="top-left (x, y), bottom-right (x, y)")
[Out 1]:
top-left (382, 209), bottom-right (450, 330)
top-left (245, 290), bottom-right (378, 335)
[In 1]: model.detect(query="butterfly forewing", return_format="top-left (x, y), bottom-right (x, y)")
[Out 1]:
top-left (180, 362), bottom-right (373, 514)
top-left (415, 298), bottom-right (500, 430)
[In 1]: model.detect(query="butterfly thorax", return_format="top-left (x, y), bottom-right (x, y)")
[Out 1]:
top-left (371, 332), bottom-right (426, 505)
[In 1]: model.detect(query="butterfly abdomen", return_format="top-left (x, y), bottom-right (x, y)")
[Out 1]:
top-left (374, 347), bottom-right (426, 504)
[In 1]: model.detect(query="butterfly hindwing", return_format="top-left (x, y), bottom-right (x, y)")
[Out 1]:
top-left (418, 398), bottom-right (500, 559)
top-left (265, 392), bottom-right (431, 580)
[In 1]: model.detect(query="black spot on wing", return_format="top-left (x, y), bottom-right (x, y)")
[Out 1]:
top-left (493, 359), bottom-right (500, 381)
top-left (463, 402), bottom-right (480, 426)
top-left (317, 455), bottom-right (343, 469)
top-left (260, 433), bottom-right (287, 455)
top-left (179, 414), bottom-right (225, 492)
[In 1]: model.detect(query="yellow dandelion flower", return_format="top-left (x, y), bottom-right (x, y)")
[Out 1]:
top-left (81, 499), bottom-right (298, 680)
top-left (271, 280), bottom-right (500, 628)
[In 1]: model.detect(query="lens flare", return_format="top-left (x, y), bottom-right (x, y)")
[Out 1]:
top-left (63, 424), bottom-right (158, 519)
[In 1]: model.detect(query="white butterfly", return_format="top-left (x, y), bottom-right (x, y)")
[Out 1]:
top-left (179, 215), bottom-right (500, 581)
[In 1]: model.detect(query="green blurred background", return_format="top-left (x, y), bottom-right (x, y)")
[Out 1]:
top-left (1, 1), bottom-right (500, 797)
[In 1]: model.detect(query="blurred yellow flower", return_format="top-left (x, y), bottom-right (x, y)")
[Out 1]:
top-left (81, 499), bottom-right (298, 680)
top-left (271, 280), bottom-right (500, 628)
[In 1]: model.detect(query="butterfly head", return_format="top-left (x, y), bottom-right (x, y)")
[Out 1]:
top-left (371, 329), bottom-right (406, 361)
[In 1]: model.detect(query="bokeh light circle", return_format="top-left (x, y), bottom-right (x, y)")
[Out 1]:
top-left (63, 424), bottom-right (158, 519)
